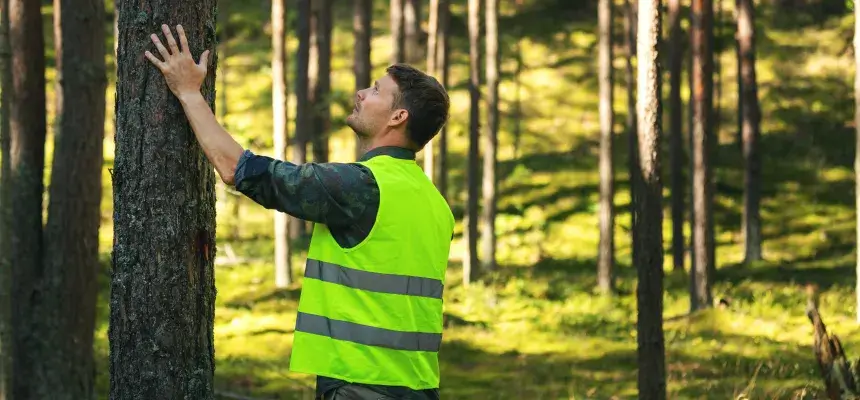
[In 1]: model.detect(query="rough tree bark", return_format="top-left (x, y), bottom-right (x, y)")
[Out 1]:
top-left (424, 0), bottom-right (439, 182)
top-left (292, 0), bottom-right (310, 240)
top-left (635, 0), bottom-right (666, 398)
top-left (0, 0), bottom-right (11, 395)
top-left (404, 0), bottom-right (422, 64)
top-left (8, 0), bottom-right (47, 396)
top-left (354, 0), bottom-right (372, 160)
top-left (27, 0), bottom-right (106, 397)
top-left (738, 0), bottom-right (762, 264)
top-left (310, 0), bottom-right (332, 163)
top-left (481, 0), bottom-right (498, 274)
top-left (464, 0), bottom-right (481, 285)
top-left (669, 0), bottom-right (685, 272)
top-left (437, 0), bottom-right (449, 202)
top-left (391, 0), bottom-right (404, 64)
top-left (273, 0), bottom-right (292, 288)
top-left (597, 0), bottom-right (615, 293)
top-left (109, 1), bottom-right (218, 398)
top-left (690, 0), bottom-right (715, 312)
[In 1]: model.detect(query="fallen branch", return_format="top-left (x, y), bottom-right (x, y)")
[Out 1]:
top-left (805, 284), bottom-right (860, 400)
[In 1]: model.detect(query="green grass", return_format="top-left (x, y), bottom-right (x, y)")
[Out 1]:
top-left (26, 0), bottom-right (860, 398)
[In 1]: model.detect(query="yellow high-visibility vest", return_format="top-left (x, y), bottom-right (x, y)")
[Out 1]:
top-left (289, 154), bottom-right (455, 390)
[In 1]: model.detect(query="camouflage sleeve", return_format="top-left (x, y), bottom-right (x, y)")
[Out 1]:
top-left (233, 150), bottom-right (379, 227)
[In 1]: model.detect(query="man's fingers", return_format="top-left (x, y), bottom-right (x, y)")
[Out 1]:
top-left (151, 34), bottom-right (171, 59)
top-left (161, 24), bottom-right (180, 54)
top-left (176, 25), bottom-right (190, 54)
top-left (144, 51), bottom-right (165, 70)
top-left (198, 49), bottom-right (210, 69)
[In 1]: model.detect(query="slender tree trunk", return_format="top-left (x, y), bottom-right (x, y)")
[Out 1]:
top-left (437, 0), bottom-right (449, 202)
top-left (625, 0), bottom-right (638, 246)
top-left (354, 0), bottom-right (372, 161)
top-left (29, 0), bottom-right (106, 397)
top-left (404, 0), bottom-right (422, 64)
top-left (0, 0), bottom-right (11, 395)
top-left (464, 0), bottom-right (481, 285)
top-left (738, 0), bottom-right (762, 263)
top-left (512, 38), bottom-right (522, 160)
top-left (391, 0), bottom-right (404, 64)
top-left (311, 0), bottom-right (331, 163)
top-left (635, 0), bottom-right (666, 397)
top-left (9, 0), bottom-right (47, 396)
top-left (292, 0), bottom-right (310, 240)
top-left (481, 0), bottom-right (499, 273)
top-left (424, 0), bottom-right (439, 182)
top-left (690, 0), bottom-right (715, 312)
top-left (110, 1), bottom-right (218, 397)
top-left (855, 0), bottom-right (860, 323)
top-left (597, 0), bottom-right (615, 293)
top-left (735, 0), bottom-right (743, 148)
top-left (273, 0), bottom-right (292, 288)
top-left (669, 0), bottom-right (685, 272)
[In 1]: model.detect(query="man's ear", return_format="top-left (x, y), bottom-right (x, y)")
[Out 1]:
top-left (387, 108), bottom-right (409, 128)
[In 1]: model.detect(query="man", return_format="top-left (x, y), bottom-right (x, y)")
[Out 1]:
top-left (144, 25), bottom-right (454, 400)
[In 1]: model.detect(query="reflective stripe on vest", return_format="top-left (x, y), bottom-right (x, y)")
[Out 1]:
top-left (304, 259), bottom-right (444, 299)
top-left (296, 311), bottom-right (443, 352)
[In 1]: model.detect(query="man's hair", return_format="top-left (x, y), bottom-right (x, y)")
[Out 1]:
top-left (386, 64), bottom-right (449, 149)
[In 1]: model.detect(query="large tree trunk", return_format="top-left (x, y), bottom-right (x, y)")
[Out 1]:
top-left (597, 0), bottom-right (615, 294)
top-left (291, 0), bottom-right (310, 240)
top-left (354, 0), bottom-right (372, 160)
top-left (738, 0), bottom-right (762, 264)
top-left (625, 0), bottom-right (638, 250)
top-left (273, 0), bottom-right (291, 288)
top-left (690, 0), bottom-right (715, 312)
top-left (404, 0), bottom-right (422, 64)
top-left (310, 0), bottom-right (331, 164)
top-left (481, 0), bottom-right (498, 274)
top-left (635, 0), bottom-right (666, 398)
top-left (464, 0), bottom-right (481, 286)
top-left (437, 0), bottom-right (449, 202)
top-left (29, 0), bottom-right (106, 397)
top-left (110, 1), bottom-right (218, 397)
top-left (669, 0), bottom-right (685, 272)
top-left (424, 0), bottom-right (439, 182)
top-left (8, 0), bottom-right (47, 397)
top-left (0, 0), bottom-right (11, 395)
top-left (391, 0), bottom-right (404, 64)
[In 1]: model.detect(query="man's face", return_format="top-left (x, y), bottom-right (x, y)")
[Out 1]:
top-left (346, 74), bottom-right (402, 138)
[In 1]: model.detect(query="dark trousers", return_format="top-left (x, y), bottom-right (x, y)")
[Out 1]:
top-left (320, 383), bottom-right (397, 400)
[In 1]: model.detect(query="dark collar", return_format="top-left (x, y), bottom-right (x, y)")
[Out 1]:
top-left (359, 146), bottom-right (417, 162)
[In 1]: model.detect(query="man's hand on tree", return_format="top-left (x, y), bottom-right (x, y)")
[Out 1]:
top-left (145, 24), bottom-right (210, 101)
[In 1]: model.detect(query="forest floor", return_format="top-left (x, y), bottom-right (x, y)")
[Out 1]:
top-left (51, 0), bottom-right (860, 398)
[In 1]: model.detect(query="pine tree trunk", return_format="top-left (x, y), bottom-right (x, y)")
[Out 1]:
top-left (635, 1), bottom-right (666, 397)
top-left (292, 0), bottom-right (310, 240)
top-left (354, 0), bottom-right (372, 160)
top-left (8, 0), bottom-right (47, 396)
top-left (738, 0), bottom-right (762, 263)
top-left (310, 0), bottom-right (331, 164)
top-left (481, 0), bottom-right (498, 273)
top-left (29, 0), bottom-right (106, 397)
top-left (424, 0), bottom-right (439, 182)
top-left (735, 0), bottom-right (743, 147)
top-left (464, 0), bottom-right (481, 285)
top-left (625, 0), bottom-right (638, 248)
top-left (109, 1), bottom-right (218, 397)
top-left (597, 0), bottom-right (615, 293)
top-left (690, 0), bottom-right (715, 312)
top-left (391, 0), bottom-right (404, 64)
top-left (405, 0), bottom-right (422, 64)
top-left (0, 0), bottom-right (11, 395)
top-left (669, 0), bottom-right (685, 272)
top-left (437, 0), bottom-right (449, 202)
top-left (273, 0), bottom-right (292, 288)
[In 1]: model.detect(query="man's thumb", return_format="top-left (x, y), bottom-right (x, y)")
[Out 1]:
top-left (198, 50), bottom-right (210, 68)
